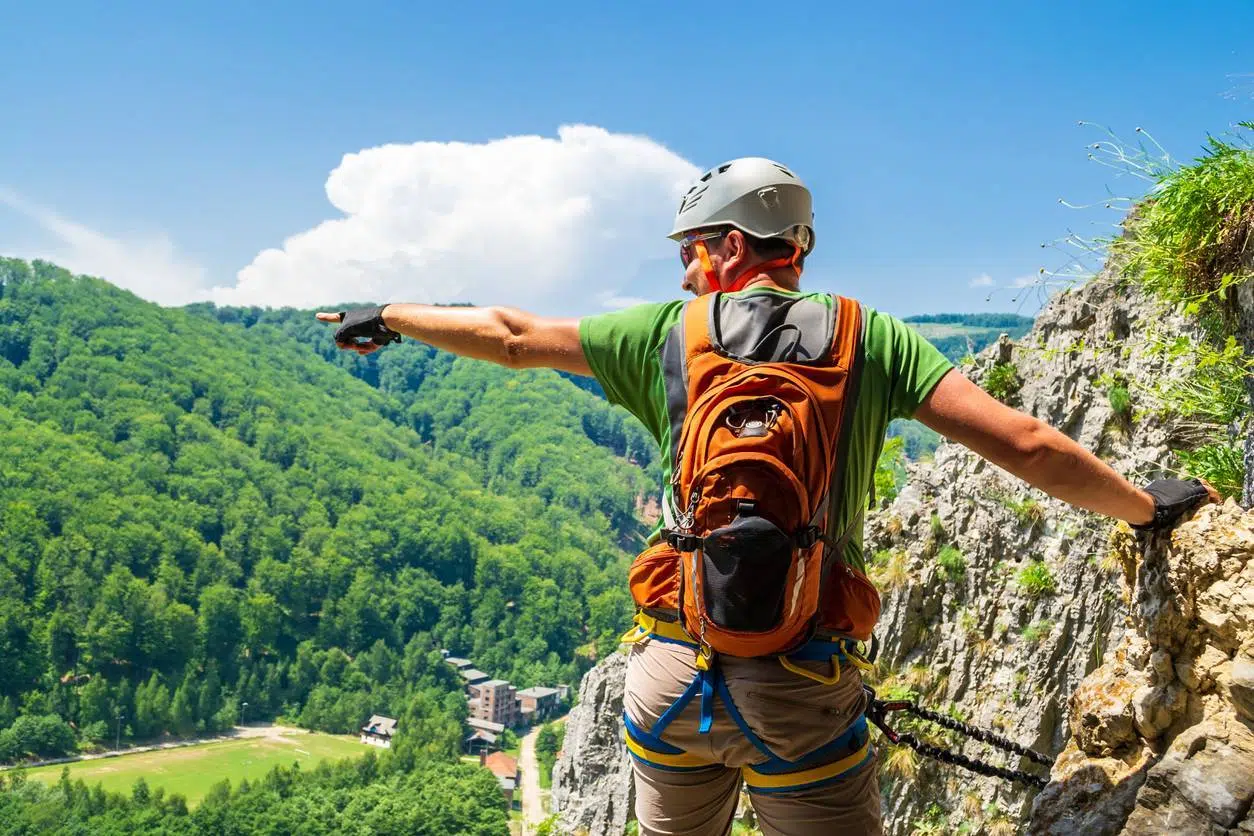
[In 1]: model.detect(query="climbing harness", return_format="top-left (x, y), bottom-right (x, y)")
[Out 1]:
top-left (864, 685), bottom-right (1053, 789)
top-left (619, 613), bottom-right (878, 793)
top-left (620, 612), bottom-right (1054, 792)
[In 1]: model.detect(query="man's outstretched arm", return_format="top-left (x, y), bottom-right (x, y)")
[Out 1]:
top-left (317, 304), bottom-right (593, 377)
top-left (912, 368), bottom-right (1217, 527)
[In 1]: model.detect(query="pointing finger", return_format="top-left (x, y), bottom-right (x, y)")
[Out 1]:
top-left (316, 312), bottom-right (343, 322)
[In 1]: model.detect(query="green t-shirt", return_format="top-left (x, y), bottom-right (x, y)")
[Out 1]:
top-left (578, 287), bottom-right (953, 571)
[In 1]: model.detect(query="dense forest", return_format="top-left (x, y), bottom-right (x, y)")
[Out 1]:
top-left (887, 313), bottom-right (1035, 459)
top-left (0, 753), bottom-right (508, 834)
top-left (0, 256), bottom-right (655, 768)
top-left (899, 312), bottom-right (1034, 367)
top-left (900, 313), bottom-right (1034, 328)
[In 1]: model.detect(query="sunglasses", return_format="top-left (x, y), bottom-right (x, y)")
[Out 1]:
top-left (679, 231), bottom-right (724, 267)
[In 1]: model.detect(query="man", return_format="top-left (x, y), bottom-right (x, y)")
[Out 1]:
top-left (319, 157), bottom-right (1216, 835)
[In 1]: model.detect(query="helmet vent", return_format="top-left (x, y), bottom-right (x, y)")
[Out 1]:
top-left (717, 163), bottom-right (733, 174)
top-left (677, 185), bottom-right (707, 214)
top-left (772, 163), bottom-right (796, 179)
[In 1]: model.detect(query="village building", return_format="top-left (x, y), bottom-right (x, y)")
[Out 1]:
top-left (359, 714), bottom-right (397, 748)
top-left (481, 751), bottom-right (520, 809)
top-left (517, 686), bottom-right (561, 724)
top-left (459, 668), bottom-right (490, 687)
top-left (469, 679), bottom-right (519, 727)
top-left (464, 717), bottom-right (505, 756)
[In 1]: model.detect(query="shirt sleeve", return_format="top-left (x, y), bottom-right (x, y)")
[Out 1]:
top-left (864, 309), bottom-right (955, 421)
top-left (577, 301), bottom-right (683, 443)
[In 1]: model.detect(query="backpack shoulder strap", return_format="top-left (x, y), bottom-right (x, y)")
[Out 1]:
top-left (682, 292), bottom-right (716, 363)
top-left (820, 295), bottom-right (867, 559)
top-left (830, 295), bottom-right (863, 368)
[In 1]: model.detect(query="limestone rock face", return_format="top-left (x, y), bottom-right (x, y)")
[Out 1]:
top-left (1236, 260), bottom-right (1254, 507)
top-left (550, 650), bottom-right (633, 836)
top-left (868, 273), bottom-right (1209, 833)
top-left (1030, 501), bottom-right (1254, 835)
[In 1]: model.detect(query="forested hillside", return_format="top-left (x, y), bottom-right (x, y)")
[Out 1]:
top-left (0, 257), bottom-right (654, 771)
top-left (901, 312), bottom-right (1034, 362)
top-left (888, 313), bottom-right (1035, 458)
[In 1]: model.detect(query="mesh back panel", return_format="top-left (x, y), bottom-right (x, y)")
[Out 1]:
top-left (701, 515), bottom-right (792, 631)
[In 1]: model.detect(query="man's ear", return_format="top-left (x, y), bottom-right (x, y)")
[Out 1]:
top-left (723, 230), bottom-right (751, 271)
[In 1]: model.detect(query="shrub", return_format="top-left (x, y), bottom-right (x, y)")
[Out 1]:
top-left (1015, 560), bottom-right (1057, 598)
top-left (1020, 620), bottom-right (1054, 644)
top-left (1175, 442), bottom-right (1244, 500)
top-left (937, 545), bottom-right (966, 582)
top-left (874, 436), bottom-right (908, 505)
top-left (1108, 384), bottom-right (1132, 416)
top-left (983, 362), bottom-right (1022, 404)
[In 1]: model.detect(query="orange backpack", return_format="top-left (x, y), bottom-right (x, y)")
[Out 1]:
top-left (628, 292), bottom-right (881, 660)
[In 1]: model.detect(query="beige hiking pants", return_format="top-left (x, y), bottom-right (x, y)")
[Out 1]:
top-left (623, 635), bottom-right (882, 836)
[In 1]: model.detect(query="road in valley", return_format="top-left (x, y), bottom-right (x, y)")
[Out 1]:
top-left (519, 724), bottom-right (545, 834)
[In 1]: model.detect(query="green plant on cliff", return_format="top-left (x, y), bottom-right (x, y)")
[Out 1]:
top-left (982, 361), bottom-right (1022, 404)
top-left (1050, 123), bottom-right (1252, 499)
top-left (936, 545), bottom-right (967, 582)
top-left (912, 803), bottom-right (949, 835)
top-left (1020, 619), bottom-right (1055, 645)
top-left (1111, 124), bottom-right (1252, 497)
top-left (1015, 560), bottom-right (1057, 598)
top-left (1174, 442), bottom-right (1245, 499)
top-left (875, 435), bottom-right (908, 505)
top-left (1111, 122), bottom-right (1254, 332)
top-left (1107, 381), bottom-right (1133, 418)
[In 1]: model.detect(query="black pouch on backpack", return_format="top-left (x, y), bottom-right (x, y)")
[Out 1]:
top-left (700, 513), bottom-right (793, 632)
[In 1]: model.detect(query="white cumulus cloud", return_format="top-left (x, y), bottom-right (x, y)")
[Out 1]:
top-left (0, 188), bottom-right (209, 306)
top-left (968, 273), bottom-right (994, 288)
top-left (211, 124), bottom-right (701, 313)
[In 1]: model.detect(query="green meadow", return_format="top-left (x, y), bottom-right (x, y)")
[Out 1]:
top-left (14, 730), bottom-right (369, 807)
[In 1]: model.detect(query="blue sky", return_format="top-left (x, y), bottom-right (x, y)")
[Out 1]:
top-left (1, 0), bottom-right (1250, 318)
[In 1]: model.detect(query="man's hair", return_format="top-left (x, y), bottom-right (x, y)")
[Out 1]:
top-left (743, 232), bottom-right (806, 269)
top-left (700, 225), bottom-right (808, 272)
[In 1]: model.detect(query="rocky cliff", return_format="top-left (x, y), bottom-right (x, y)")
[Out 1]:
top-left (1029, 500), bottom-right (1254, 834)
top-left (1240, 277), bottom-right (1254, 507)
top-left (863, 270), bottom-right (1223, 833)
top-left (550, 266), bottom-right (1252, 835)
top-left (551, 650), bottom-right (634, 836)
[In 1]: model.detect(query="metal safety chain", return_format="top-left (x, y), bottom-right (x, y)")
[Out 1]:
top-left (864, 686), bottom-right (1053, 790)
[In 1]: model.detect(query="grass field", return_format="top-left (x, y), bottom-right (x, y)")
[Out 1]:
top-left (907, 323), bottom-right (976, 339)
top-left (17, 729), bottom-right (368, 807)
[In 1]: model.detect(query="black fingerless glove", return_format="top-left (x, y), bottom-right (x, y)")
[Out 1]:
top-left (1131, 477), bottom-right (1210, 531)
top-left (334, 306), bottom-right (402, 346)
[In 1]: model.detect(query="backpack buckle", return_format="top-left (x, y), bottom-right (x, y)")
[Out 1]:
top-left (794, 526), bottom-right (821, 549)
top-left (665, 530), bottom-right (702, 552)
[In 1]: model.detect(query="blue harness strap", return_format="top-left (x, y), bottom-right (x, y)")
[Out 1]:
top-left (652, 672), bottom-right (703, 737)
top-left (784, 638), bottom-right (856, 662)
top-left (622, 626), bottom-right (873, 786)
top-left (698, 668), bottom-right (715, 733)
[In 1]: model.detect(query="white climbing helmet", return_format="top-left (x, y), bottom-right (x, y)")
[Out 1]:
top-left (668, 157), bottom-right (816, 255)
